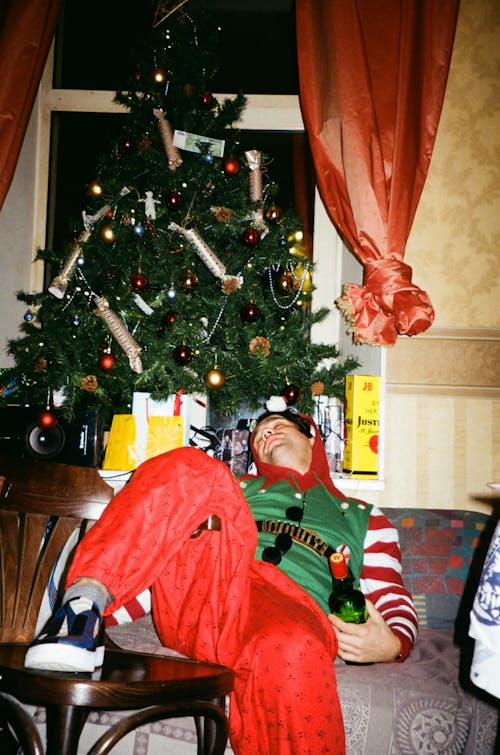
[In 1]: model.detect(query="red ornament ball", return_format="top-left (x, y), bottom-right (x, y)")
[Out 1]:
top-left (241, 227), bottom-right (261, 247)
top-left (173, 344), bottom-right (194, 365)
top-left (98, 351), bottom-right (116, 372)
top-left (282, 384), bottom-right (302, 405)
top-left (161, 309), bottom-right (179, 329)
top-left (138, 133), bottom-right (152, 150)
top-left (204, 367), bottom-right (226, 389)
top-left (129, 272), bottom-right (149, 293)
top-left (241, 301), bottom-right (261, 322)
top-left (200, 90), bottom-right (215, 109)
top-left (37, 409), bottom-right (58, 429)
top-left (166, 190), bottom-right (182, 209)
top-left (223, 156), bottom-right (240, 175)
top-left (118, 134), bottom-right (135, 154)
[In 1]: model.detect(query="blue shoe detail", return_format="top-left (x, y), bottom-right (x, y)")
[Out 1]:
top-left (25, 597), bottom-right (104, 672)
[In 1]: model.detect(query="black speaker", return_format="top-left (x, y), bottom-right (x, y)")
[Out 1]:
top-left (0, 406), bottom-right (104, 467)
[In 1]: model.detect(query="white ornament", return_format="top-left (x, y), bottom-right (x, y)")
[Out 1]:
top-left (168, 222), bottom-right (242, 289)
top-left (140, 190), bottom-right (160, 219)
top-left (132, 293), bottom-right (154, 315)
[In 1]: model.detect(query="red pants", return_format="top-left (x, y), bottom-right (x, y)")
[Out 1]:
top-left (67, 448), bottom-right (345, 754)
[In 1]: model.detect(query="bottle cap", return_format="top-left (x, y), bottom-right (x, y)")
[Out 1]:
top-left (329, 552), bottom-right (349, 579)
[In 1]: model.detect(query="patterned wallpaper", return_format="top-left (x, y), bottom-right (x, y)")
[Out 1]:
top-left (376, 0), bottom-right (500, 514)
top-left (405, 0), bottom-right (499, 330)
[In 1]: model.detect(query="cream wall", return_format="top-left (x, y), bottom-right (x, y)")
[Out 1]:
top-left (0, 100), bottom-right (43, 360)
top-left (368, 0), bottom-right (500, 515)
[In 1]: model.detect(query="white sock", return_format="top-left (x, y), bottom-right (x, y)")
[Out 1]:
top-left (63, 583), bottom-right (108, 615)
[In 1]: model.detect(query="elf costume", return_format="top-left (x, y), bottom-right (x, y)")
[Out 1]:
top-left (65, 417), bottom-right (417, 754)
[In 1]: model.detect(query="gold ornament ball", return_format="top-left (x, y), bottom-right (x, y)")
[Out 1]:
top-left (293, 262), bottom-right (313, 293)
top-left (179, 268), bottom-right (198, 291)
top-left (101, 224), bottom-right (115, 243)
top-left (277, 272), bottom-right (294, 292)
top-left (205, 367), bottom-right (225, 389)
top-left (152, 67), bottom-right (167, 84)
top-left (265, 204), bottom-right (283, 223)
top-left (89, 179), bottom-right (102, 197)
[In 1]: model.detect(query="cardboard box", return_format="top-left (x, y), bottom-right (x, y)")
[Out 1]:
top-left (343, 375), bottom-right (379, 477)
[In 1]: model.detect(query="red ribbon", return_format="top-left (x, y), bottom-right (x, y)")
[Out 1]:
top-left (173, 389), bottom-right (184, 416)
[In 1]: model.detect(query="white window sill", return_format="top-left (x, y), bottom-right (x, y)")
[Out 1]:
top-left (331, 475), bottom-right (385, 494)
top-left (99, 469), bottom-right (386, 497)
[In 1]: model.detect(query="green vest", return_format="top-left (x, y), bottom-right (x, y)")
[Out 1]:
top-left (240, 477), bottom-right (372, 614)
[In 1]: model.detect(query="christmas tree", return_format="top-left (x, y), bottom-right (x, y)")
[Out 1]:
top-left (5, 2), bottom-right (358, 425)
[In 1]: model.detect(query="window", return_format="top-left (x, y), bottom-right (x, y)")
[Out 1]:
top-left (48, 1), bottom-right (305, 255)
top-left (55, 0), bottom-right (298, 95)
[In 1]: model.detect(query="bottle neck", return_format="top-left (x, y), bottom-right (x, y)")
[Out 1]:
top-left (332, 573), bottom-right (351, 584)
top-left (329, 554), bottom-right (349, 580)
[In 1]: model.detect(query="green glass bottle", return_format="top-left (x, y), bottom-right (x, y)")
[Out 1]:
top-left (328, 552), bottom-right (367, 623)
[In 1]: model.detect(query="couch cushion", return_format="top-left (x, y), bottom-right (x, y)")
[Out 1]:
top-left (335, 627), bottom-right (498, 754)
top-left (106, 618), bottom-right (498, 755)
top-left (381, 508), bottom-right (494, 629)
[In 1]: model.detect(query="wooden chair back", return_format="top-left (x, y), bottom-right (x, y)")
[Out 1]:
top-left (0, 456), bottom-right (113, 643)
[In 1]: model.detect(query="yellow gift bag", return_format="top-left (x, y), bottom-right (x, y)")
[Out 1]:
top-left (102, 390), bottom-right (206, 470)
top-left (102, 414), bottom-right (139, 470)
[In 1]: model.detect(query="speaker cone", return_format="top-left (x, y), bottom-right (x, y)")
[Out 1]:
top-left (26, 422), bottom-right (66, 459)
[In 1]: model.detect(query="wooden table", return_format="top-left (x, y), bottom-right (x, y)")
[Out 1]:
top-left (0, 644), bottom-right (234, 755)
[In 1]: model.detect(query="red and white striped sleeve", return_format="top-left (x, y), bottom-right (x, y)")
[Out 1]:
top-left (359, 506), bottom-right (418, 661)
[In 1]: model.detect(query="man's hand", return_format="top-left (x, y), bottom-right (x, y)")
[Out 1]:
top-left (328, 599), bottom-right (402, 663)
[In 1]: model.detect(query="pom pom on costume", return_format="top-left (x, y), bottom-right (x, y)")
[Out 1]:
top-left (265, 395), bottom-right (288, 413)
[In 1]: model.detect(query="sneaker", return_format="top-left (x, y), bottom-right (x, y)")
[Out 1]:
top-left (24, 596), bottom-right (104, 672)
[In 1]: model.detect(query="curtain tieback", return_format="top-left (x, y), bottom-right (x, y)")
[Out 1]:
top-left (336, 257), bottom-right (434, 346)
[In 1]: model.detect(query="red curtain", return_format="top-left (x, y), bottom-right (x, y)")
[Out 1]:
top-left (0, 0), bottom-right (63, 209)
top-left (296, 0), bottom-right (459, 345)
